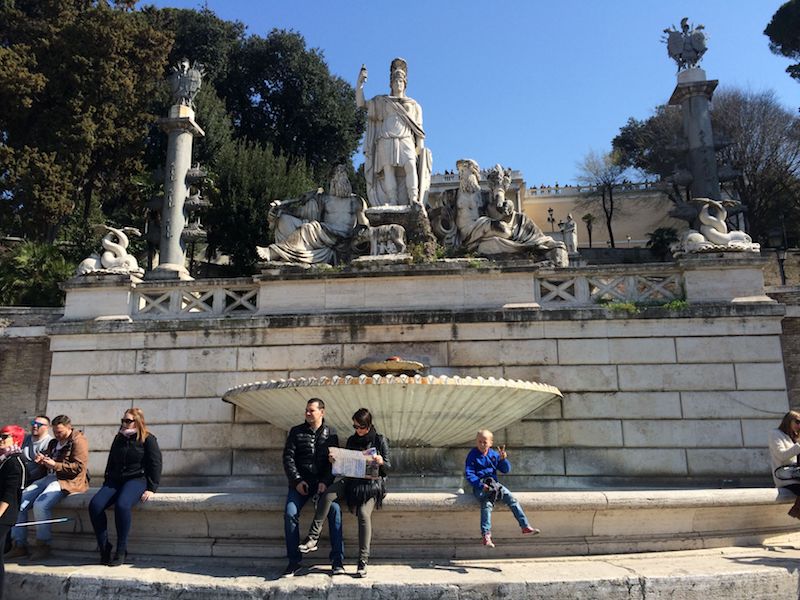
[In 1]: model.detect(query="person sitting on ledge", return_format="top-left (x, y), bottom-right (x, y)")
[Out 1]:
top-left (769, 410), bottom-right (800, 519)
top-left (464, 429), bottom-right (539, 548)
top-left (7, 414), bottom-right (89, 561)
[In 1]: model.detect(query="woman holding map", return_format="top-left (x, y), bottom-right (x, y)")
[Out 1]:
top-left (298, 407), bottom-right (390, 578)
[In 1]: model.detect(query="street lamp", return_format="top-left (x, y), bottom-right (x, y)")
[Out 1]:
top-left (768, 213), bottom-right (789, 285)
top-left (547, 207), bottom-right (555, 233)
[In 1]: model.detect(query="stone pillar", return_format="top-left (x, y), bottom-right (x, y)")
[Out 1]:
top-left (668, 68), bottom-right (720, 200)
top-left (148, 104), bottom-right (204, 280)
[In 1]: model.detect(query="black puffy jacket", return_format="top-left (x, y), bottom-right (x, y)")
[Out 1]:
top-left (104, 433), bottom-right (162, 492)
top-left (282, 420), bottom-right (338, 488)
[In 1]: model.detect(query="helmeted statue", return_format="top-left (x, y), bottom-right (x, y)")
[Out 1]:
top-left (663, 18), bottom-right (707, 71)
top-left (356, 58), bottom-right (432, 207)
top-left (168, 58), bottom-right (204, 108)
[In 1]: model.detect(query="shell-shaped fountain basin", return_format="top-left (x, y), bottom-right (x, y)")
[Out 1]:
top-left (223, 374), bottom-right (562, 447)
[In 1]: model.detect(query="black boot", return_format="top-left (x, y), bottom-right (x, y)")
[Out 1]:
top-left (99, 542), bottom-right (112, 565)
top-left (109, 550), bottom-right (126, 567)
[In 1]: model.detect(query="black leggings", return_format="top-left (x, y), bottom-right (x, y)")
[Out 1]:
top-left (0, 523), bottom-right (10, 600)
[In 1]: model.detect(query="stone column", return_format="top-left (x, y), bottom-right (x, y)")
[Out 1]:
top-left (668, 68), bottom-right (720, 200)
top-left (148, 104), bottom-right (204, 280)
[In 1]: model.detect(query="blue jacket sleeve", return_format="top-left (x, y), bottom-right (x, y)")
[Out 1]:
top-left (497, 458), bottom-right (511, 474)
top-left (464, 451), bottom-right (481, 489)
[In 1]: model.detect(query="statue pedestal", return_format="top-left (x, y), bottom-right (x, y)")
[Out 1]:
top-left (679, 254), bottom-right (774, 303)
top-left (61, 274), bottom-right (141, 321)
top-left (366, 205), bottom-right (436, 256)
top-left (146, 263), bottom-right (193, 281)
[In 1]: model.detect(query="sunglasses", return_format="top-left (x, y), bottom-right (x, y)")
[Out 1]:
top-left (353, 423), bottom-right (369, 430)
top-left (0, 434), bottom-right (12, 441)
top-left (121, 418), bottom-right (135, 425)
top-left (30, 421), bottom-right (47, 428)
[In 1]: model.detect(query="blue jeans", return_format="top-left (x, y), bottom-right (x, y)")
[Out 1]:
top-left (11, 474), bottom-right (68, 545)
top-left (473, 484), bottom-right (529, 535)
top-left (88, 479), bottom-right (147, 553)
top-left (284, 487), bottom-right (343, 565)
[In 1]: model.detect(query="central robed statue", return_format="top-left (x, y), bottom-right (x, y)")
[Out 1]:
top-left (357, 58), bottom-right (432, 207)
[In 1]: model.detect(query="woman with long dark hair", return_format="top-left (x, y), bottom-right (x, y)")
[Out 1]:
top-left (0, 425), bottom-right (25, 599)
top-left (88, 408), bottom-right (162, 566)
top-left (769, 410), bottom-right (800, 518)
top-left (299, 407), bottom-right (390, 578)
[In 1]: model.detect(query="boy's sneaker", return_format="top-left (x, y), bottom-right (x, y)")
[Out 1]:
top-left (331, 563), bottom-right (346, 576)
top-left (482, 532), bottom-right (495, 548)
top-left (298, 537), bottom-right (318, 553)
top-left (521, 526), bottom-right (541, 535)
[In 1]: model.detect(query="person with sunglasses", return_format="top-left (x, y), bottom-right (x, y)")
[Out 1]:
top-left (88, 408), bottom-right (161, 566)
top-left (0, 425), bottom-right (25, 598)
top-left (769, 410), bottom-right (800, 518)
top-left (298, 407), bottom-right (390, 578)
top-left (8, 414), bottom-right (88, 561)
top-left (19, 416), bottom-right (52, 485)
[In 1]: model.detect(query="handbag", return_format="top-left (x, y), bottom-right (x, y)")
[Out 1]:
top-left (774, 465), bottom-right (800, 480)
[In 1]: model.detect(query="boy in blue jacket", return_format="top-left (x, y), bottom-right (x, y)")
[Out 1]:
top-left (464, 429), bottom-right (540, 547)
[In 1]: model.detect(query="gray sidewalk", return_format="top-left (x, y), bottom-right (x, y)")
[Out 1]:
top-left (5, 545), bottom-right (800, 599)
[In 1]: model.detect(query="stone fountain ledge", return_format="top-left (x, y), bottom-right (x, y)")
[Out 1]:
top-left (47, 302), bottom-right (786, 336)
top-left (46, 487), bottom-right (800, 559)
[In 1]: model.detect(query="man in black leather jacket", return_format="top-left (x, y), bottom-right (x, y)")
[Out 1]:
top-left (281, 398), bottom-right (343, 577)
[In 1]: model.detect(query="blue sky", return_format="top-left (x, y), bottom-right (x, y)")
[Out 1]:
top-left (147, 1), bottom-right (797, 186)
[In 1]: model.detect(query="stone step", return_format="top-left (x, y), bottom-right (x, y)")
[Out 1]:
top-left (6, 545), bottom-right (800, 600)
top-left (26, 487), bottom-right (800, 559)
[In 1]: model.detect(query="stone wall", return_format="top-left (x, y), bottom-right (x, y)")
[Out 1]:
top-left (46, 302), bottom-right (788, 490)
top-left (767, 286), bottom-right (800, 410)
top-left (0, 308), bottom-right (61, 425)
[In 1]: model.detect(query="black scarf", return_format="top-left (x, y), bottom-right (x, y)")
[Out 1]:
top-left (344, 426), bottom-right (386, 512)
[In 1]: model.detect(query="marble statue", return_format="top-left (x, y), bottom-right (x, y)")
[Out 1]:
top-left (256, 165), bottom-right (370, 266)
top-left (357, 58), bottom-right (432, 207)
top-left (76, 225), bottom-right (144, 276)
top-left (168, 58), bottom-right (204, 108)
top-left (353, 223), bottom-right (407, 256)
top-left (663, 18), bottom-right (707, 71)
top-left (671, 198), bottom-right (760, 256)
top-left (436, 159), bottom-right (567, 265)
top-left (562, 214), bottom-right (578, 254)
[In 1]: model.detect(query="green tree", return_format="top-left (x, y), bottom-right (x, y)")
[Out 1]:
top-left (0, 0), bottom-right (172, 241)
top-left (218, 30), bottom-right (365, 179)
top-left (205, 139), bottom-right (314, 274)
top-left (575, 150), bottom-right (627, 248)
top-left (0, 241), bottom-right (75, 306)
top-left (646, 227), bottom-right (679, 261)
top-left (765, 0), bottom-right (800, 83)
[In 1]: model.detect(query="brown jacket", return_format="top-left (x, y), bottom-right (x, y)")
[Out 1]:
top-left (45, 430), bottom-right (89, 494)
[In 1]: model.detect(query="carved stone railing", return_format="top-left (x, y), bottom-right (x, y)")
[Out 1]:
top-left (133, 280), bottom-right (259, 319)
top-left (534, 269), bottom-right (683, 305)
top-left (527, 181), bottom-right (661, 197)
top-left (60, 256), bottom-right (773, 322)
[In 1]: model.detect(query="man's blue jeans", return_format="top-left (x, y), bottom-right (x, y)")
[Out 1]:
top-left (472, 484), bottom-right (529, 535)
top-left (11, 474), bottom-right (68, 545)
top-left (284, 487), bottom-right (343, 565)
